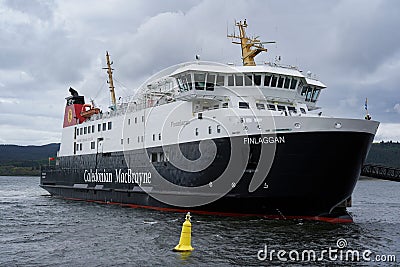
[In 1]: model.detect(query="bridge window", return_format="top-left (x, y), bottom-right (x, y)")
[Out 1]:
top-left (195, 128), bottom-right (198, 136)
top-left (185, 74), bottom-right (193, 90)
top-left (80, 128), bottom-right (83, 135)
top-left (222, 102), bottom-right (229, 108)
top-left (284, 77), bottom-right (291, 89)
top-left (206, 74), bottom-right (215, 91)
top-left (311, 89), bottom-right (321, 102)
top-left (177, 77), bottom-right (184, 91)
top-left (277, 77), bottom-right (284, 88)
top-left (91, 141), bottom-right (95, 149)
top-left (267, 104), bottom-right (276, 111)
top-left (301, 86), bottom-right (308, 96)
top-left (194, 73), bottom-right (206, 90)
top-left (245, 74), bottom-right (253, 86)
top-left (235, 75), bottom-right (243, 86)
top-left (152, 134), bottom-right (155, 141)
top-left (264, 75), bottom-right (272, 86)
top-left (290, 79), bottom-right (297, 89)
top-left (208, 126), bottom-right (212, 134)
top-left (216, 75), bottom-right (225, 86)
top-left (239, 102), bottom-right (250, 109)
top-left (217, 125), bottom-right (221, 133)
top-left (228, 75), bottom-right (234, 86)
top-left (256, 103), bottom-right (265, 110)
top-left (305, 87), bottom-right (313, 102)
top-left (159, 133), bottom-right (161, 140)
top-left (180, 76), bottom-right (188, 91)
top-left (98, 124), bottom-right (101, 132)
top-left (254, 74), bottom-right (262, 86)
top-left (108, 121), bottom-right (112, 130)
top-left (102, 123), bottom-right (106, 131)
top-left (297, 80), bottom-right (304, 91)
top-left (271, 76), bottom-right (278, 87)
top-left (92, 125), bottom-right (95, 133)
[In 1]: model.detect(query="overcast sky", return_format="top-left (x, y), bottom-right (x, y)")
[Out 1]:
top-left (0, 0), bottom-right (399, 145)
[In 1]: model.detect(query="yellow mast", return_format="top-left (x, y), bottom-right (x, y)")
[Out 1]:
top-left (104, 51), bottom-right (117, 110)
top-left (228, 19), bottom-right (274, 66)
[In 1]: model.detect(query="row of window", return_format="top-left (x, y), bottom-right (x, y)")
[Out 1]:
top-left (127, 116), bottom-right (144, 125)
top-left (76, 122), bottom-right (112, 137)
top-left (238, 101), bottom-right (306, 114)
top-left (120, 132), bottom-right (162, 146)
top-left (195, 125), bottom-right (222, 136)
top-left (121, 136), bottom-right (145, 145)
top-left (75, 141), bottom-right (96, 152)
top-left (176, 72), bottom-right (301, 92)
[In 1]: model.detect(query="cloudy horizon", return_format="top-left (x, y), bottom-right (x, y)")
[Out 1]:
top-left (0, 0), bottom-right (399, 145)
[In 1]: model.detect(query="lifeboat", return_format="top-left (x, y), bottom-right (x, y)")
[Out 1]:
top-left (80, 103), bottom-right (100, 118)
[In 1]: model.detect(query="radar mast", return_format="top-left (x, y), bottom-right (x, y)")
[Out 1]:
top-left (228, 19), bottom-right (275, 66)
top-left (104, 51), bottom-right (117, 110)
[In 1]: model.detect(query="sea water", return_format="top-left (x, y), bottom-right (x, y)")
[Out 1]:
top-left (0, 176), bottom-right (398, 266)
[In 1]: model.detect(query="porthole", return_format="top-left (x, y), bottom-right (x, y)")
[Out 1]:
top-left (334, 122), bottom-right (342, 129)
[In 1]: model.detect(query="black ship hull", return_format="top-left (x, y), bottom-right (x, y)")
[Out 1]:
top-left (40, 132), bottom-right (374, 223)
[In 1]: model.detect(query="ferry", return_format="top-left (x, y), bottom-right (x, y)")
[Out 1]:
top-left (40, 20), bottom-right (379, 223)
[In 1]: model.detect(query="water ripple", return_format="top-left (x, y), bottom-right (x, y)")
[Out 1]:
top-left (0, 176), bottom-right (399, 266)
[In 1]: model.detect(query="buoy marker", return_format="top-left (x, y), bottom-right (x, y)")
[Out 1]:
top-left (173, 212), bottom-right (194, 252)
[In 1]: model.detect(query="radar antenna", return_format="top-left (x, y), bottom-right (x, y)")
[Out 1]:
top-left (227, 19), bottom-right (275, 66)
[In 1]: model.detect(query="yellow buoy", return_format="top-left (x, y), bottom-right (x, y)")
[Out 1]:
top-left (173, 212), bottom-right (194, 252)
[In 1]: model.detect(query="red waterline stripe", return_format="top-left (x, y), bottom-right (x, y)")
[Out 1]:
top-left (60, 197), bottom-right (353, 223)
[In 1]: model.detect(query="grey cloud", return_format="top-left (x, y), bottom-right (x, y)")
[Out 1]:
top-left (0, 0), bottom-right (399, 144)
top-left (4, 0), bottom-right (54, 21)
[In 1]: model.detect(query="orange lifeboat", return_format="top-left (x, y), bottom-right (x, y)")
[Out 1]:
top-left (80, 103), bottom-right (100, 118)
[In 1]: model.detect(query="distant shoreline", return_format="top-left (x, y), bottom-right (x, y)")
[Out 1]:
top-left (0, 142), bottom-right (399, 176)
top-left (0, 166), bottom-right (41, 176)
top-left (359, 175), bottom-right (378, 180)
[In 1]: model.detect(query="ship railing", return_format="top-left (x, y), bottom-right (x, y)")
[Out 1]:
top-left (261, 61), bottom-right (299, 70)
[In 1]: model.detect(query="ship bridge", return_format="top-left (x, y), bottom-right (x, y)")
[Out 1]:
top-left (169, 62), bottom-right (326, 112)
